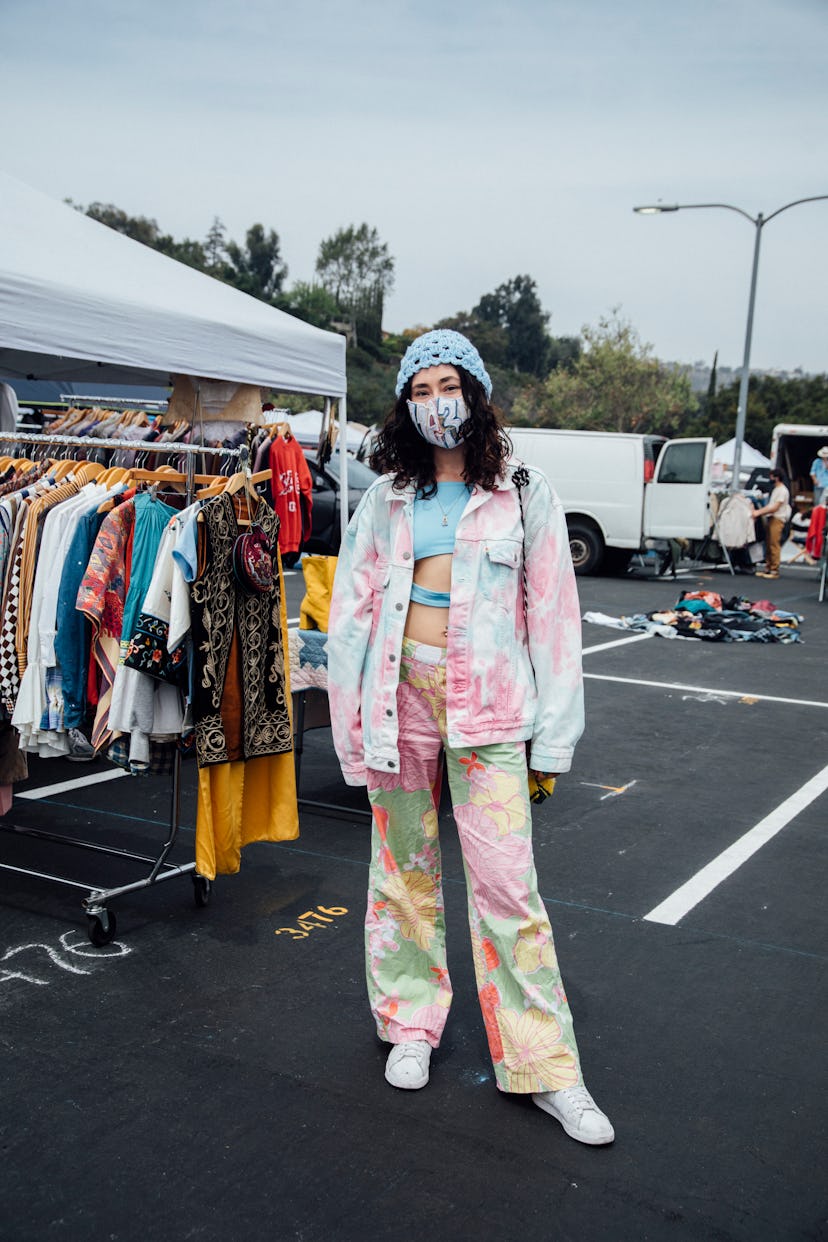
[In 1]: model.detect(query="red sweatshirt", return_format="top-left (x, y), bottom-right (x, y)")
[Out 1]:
top-left (269, 434), bottom-right (313, 554)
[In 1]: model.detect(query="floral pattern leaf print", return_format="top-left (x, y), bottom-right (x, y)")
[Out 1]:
top-left (464, 759), bottom-right (528, 838)
top-left (495, 1007), bottom-right (579, 1093)
top-left (514, 916), bottom-right (559, 976)
top-left (382, 870), bottom-right (437, 951)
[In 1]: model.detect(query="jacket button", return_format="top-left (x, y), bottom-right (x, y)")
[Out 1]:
top-left (387, 761), bottom-right (395, 769)
top-left (385, 709), bottom-right (393, 717)
top-left (389, 654), bottom-right (396, 662)
top-left (403, 552), bottom-right (411, 560)
top-left (395, 602), bottom-right (403, 611)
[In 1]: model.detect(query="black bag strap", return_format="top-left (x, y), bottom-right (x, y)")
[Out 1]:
top-left (512, 464), bottom-right (533, 675)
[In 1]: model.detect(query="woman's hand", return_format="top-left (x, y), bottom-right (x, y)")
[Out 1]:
top-left (531, 771), bottom-right (559, 782)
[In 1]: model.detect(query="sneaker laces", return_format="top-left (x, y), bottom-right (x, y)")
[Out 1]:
top-left (389, 1040), bottom-right (430, 1068)
top-left (554, 1085), bottom-right (598, 1115)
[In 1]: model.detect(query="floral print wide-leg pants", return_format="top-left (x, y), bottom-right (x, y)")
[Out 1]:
top-left (365, 639), bottom-right (583, 1094)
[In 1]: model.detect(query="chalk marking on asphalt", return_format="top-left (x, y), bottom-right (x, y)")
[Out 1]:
top-left (580, 780), bottom-right (638, 800)
top-left (583, 672), bottom-right (828, 710)
top-left (582, 634), bottom-right (653, 655)
top-left (17, 769), bottom-right (126, 800)
top-left (0, 931), bottom-right (132, 989)
top-left (644, 762), bottom-right (828, 926)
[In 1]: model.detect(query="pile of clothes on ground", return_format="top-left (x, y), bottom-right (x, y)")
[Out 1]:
top-left (584, 591), bottom-right (803, 643)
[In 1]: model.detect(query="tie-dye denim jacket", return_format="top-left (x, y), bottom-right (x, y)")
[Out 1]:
top-left (327, 462), bottom-right (584, 786)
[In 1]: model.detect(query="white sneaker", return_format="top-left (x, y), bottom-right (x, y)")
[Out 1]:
top-left (532, 1084), bottom-right (615, 1145)
top-left (384, 1040), bottom-right (432, 1090)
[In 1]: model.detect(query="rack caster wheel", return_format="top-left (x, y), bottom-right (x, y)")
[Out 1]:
top-left (87, 909), bottom-right (117, 946)
top-left (192, 875), bottom-right (212, 907)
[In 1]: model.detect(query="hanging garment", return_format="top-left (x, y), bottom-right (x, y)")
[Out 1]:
top-left (111, 513), bottom-right (186, 772)
top-left (15, 477), bottom-right (81, 676)
top-left (123, 511), bottom-right (194, 684)
top-left (76, 501), bottom-right (136, 751)
top-left (195, 751), bottom-right (299, 879)
top-left (716, 493), bottom-right (756, 548)
top-left (14, 482), bottom-right (108, 755)
top-left (805, 505), bottom-right (826, 560)
top-left (189, 492), bottom-right (298, 878)
top-left (189, 493), bottom-right (292, 766)
top-left (268, 433), bottom-right (313, 554)
top-left (0, 502), bottom-right (33, 713)
top-left (54, 503), bottom-right (111, 730)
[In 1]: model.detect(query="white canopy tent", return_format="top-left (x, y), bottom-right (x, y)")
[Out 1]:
top-left (281, 408), bottom-right (370, 454)
top-left (713, 438), bottom-right (771, 469)
top-left (0, 172), bottom-right (350, 531)
top-left (0, 173), bottom-right (346, 396)
top-left (712, 437), bottom-right (771, 484)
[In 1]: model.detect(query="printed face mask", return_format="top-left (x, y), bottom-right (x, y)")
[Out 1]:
top-left (406, 396), bottom-right (469, 449)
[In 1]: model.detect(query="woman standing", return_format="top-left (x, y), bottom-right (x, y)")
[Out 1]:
top-left (327, 329), bottom-right (613, 1145)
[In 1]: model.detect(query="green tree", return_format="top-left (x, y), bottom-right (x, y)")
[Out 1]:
top-left (516, 309), bottom-right (696, 433)
top-left (436, 308), bottom-right (509, 369)
top-left (84, 201), bottom-right (161, 247)
top-left (685, 373), bottom-right (828, 456)
top-left (315, 224), bottom-right (395, 345)
top-left (204, 217), bottom-right (228, 270)
top-left (474, 275), bottom-right (551, 377)
top-left (225, 223), bottom-right (288, 301)
top-left (439, 276), bottom-right (578, 382)
top-left (83, 201), bottom-right (209, 273)
top-left (276, 281), bottom-right (341, 330)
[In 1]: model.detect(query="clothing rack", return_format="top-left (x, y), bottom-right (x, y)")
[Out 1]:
top-left (690, 492), bottom-right (735, 576)
top-left (0, 428), bottom-right (247, 944)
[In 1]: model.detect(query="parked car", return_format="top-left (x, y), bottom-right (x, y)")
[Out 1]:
top-left (300, 447), bottom-right (379, 558)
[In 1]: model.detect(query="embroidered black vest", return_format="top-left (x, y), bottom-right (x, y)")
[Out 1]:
top-left (189, 493), bottom-right (291, 767)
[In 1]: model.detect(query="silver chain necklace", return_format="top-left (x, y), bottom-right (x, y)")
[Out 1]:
top-left (434, 483), bottom-right (468, 526)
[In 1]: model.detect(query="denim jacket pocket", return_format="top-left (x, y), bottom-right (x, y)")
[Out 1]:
top-left (480, 538), bottom-right (522, 608)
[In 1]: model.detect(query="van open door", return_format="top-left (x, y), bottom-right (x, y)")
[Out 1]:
top-left (643, 437), bottom-right (713, 539)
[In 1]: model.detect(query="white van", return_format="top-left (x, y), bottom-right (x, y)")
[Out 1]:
top-left (507, 427), bottom-right (713, 573)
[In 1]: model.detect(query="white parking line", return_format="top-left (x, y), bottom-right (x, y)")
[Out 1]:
top-left (644, 762), bottom-right (828, 925)
top-left (583, 672), bottom-right (828, 711)
top-left (17, 770), bottom-right (126, 800)
top-left (582, 634), bottom-right (653, 655)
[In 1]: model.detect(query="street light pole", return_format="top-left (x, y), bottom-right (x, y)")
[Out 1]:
top-left (732, 214), bottom-right (763, 488)
top-left (633, 196), bottom-right (828, 491)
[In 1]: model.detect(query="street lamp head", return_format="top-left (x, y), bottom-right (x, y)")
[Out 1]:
top-left (633, 204), bottom-right (679, 214)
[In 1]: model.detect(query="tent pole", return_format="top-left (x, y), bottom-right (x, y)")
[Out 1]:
top-left (339, 394), bottom-right (349, 546)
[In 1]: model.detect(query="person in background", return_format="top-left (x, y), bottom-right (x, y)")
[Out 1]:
top-left (809, 446), bottom-right (828, 507)
top-left (755, 467), bottom-right (792, 580)
top-left (327, 329), bottom-right (614, 1146)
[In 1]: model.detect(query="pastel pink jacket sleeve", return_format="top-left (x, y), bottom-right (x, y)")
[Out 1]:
top-left (521, 473), bottom-right (585, 774)
top-left (326, 487), bottom-right (379, 786)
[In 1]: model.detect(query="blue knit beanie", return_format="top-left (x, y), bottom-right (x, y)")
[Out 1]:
top-left (395, 329), bottom-right (492, 398)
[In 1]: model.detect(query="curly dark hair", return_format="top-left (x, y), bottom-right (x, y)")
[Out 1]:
top-left (369, 369), bottom-right (512, 496)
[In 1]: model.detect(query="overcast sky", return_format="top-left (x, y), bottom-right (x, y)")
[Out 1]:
top-left (3, 0), bottom-right (827, 373)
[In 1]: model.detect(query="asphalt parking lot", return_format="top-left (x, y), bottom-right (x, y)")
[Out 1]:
top-left (1, 559), bottom-right (826, 1242)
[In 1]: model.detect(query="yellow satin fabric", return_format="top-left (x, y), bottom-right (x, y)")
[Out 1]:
top-left (299, 554), bottom-right (338, 631)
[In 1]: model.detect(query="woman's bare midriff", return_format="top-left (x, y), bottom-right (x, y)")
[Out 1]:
top-left (404, 553), bottom-right (453, 647)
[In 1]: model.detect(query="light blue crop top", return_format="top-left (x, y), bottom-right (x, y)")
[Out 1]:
top-left (410, 483), bottom-right (469, 608)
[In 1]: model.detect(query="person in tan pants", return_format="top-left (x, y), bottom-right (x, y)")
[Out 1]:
top-left (755, 468), bottom-right (792, 579)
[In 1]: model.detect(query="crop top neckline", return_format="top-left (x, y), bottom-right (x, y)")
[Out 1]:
top-left (412, 482), bottom-right (470, 560)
